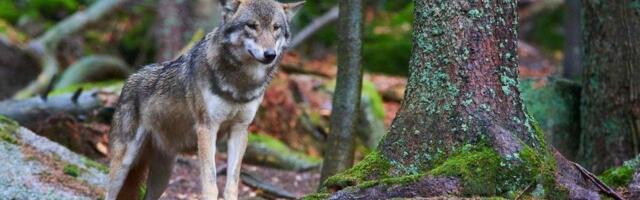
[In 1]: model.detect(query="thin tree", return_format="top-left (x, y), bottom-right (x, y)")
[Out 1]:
top-left (320, 0), bottom-right (364, 183)
top-left (318, 1), bottom-right (619, 199)
top-left (577, 0), bottom-right (640, 173)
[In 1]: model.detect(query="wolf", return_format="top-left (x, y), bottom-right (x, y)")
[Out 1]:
top-left (105, 0), bottom-right (304, 199)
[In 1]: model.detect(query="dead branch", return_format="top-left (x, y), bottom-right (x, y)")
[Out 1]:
top-left (54, 55), bottom-right (131, 89)
top-left (290, 6), bottom-right (339, 49)
top-left (13, 0), bottom-right (128, 99)
top-left (0, 90), bottom-right (107, 127)
top-left (240, 171), bottom-right (297, 199)
top-left (572, 162), bottom-right (625, 200)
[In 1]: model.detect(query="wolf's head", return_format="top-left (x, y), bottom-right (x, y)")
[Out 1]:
top-left (219, 0), bottom-right (304, 65)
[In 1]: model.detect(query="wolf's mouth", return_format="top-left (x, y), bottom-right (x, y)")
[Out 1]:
top-left (247, 50), bottom-right (272, 65)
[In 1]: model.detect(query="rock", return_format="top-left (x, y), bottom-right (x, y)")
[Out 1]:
top-left (0, 116), bottom-right (107, 199)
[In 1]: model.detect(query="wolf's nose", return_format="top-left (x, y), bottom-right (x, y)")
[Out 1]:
top-left (264, 50), bottom-right (277, 63)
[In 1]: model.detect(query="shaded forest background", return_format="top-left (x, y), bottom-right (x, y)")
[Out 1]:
top-left (0, 0), bottom-right (637, 199)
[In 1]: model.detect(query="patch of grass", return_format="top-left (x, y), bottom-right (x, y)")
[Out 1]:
top-left (63, 164), bottom-right (80, 177)
top-left (81, 157), bottom-right (109, 173)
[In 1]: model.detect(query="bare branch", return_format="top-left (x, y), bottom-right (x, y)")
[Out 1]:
top-left (14, 0), bottom-right (128, 99)
top-left (290, 6), bottom-right (339, 49)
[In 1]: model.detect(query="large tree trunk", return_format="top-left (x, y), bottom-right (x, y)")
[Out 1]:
top-left (577, 0), bottom-right (640, 174)
top-left (317, 1), bottom-right (618, 199)
top-left (320, 0), bottom-right (364, 183)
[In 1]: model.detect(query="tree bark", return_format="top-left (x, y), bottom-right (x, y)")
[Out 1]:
top-left (562, 0), bottom-right (582, 79)
top-left (577, 0), bottom-right (640, 174)
top-left (320, 0), bottom-right (363, 184)
top-left (154, 0), bottom-right (195, 62)
top-left (318, 1), bottom-right (617, 199)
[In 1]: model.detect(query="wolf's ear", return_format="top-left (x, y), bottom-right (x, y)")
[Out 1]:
top-left (282, 1), bottom-right (305, 22)
top-left (220, 0), bottom-right (242, 22)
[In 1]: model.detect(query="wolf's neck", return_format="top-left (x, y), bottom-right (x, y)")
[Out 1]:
top-left (205, 41), bottom-right (277, 103)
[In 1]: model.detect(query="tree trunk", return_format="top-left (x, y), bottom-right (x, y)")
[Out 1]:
top-left (577, 0), bottom-right (640, 174)
top-left (562, 0), bottom-right (582, 79)
top-left (317, 1), bottom-right (617, 199)
top-left (154, 0), bottom-right (195, 62)
top-left (319, 0), bottom-right (364, 184)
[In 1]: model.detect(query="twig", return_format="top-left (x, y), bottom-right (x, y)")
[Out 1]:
top-left (290, 6), bottom-right (339, 48)
top-left (515, 182), bottom-right (535, 200)
top-left (572, 162), bottom-right (625, 200)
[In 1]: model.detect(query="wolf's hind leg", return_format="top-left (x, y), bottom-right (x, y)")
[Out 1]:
top-left (106, 127), bottom-right (150, 200)
top-left (142, 145), bottom-right (176, 200)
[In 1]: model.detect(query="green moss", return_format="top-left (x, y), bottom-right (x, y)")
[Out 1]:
top-left (598, 156), bottom-right (640, 188)
top-left (429, 147), bottom-right (502, 195)
top-left (50, 80), bottom-right (124, 96)
top-left (301, 192), bottom-right (330, 200)
top-left (599, 166), bottom-right (634, 188)
top-left (63, 164), bottom-right (80, 177)
top-left (82, 157), bottom-right (109, 173)
top-left (323, 151), bottom-right (392, 189)
top-left (427, 144), bottom-right (559, 198)
top-left (357, 173), bottom-right (423, 189)
top-left (0, 115), bottom-right (19, 144)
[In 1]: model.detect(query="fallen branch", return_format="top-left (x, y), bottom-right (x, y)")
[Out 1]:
top-left (290, 6), bottom-right (339, 49)
top-left (54, 55), bottom-right (131, 89)
top-left (14, 0), bottom-right (128, 99)
top-left (240, 171), bottom-right (297, 199)
top-left (572, 162), bottom-right (625, 200)
top-left (0, 90), bottom-right (107, 127)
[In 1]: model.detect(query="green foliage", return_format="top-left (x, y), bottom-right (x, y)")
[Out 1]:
top-left (363, 3), bottom-right (413, 75)
top-left (118, 5), bottom-right (156, 65)
top-left (63, 164), bottom-right (80, 177)
top-left (527, 6), bottom-right (565, 52)
top-left (0, 0), bottom-right (86, 24)
top-left (0, 1), bottom-right (20, 23)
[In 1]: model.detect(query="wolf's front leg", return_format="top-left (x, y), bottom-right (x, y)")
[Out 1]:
top-left (224, 123), bottom-right (250, 200)
top-left (197, 123), bottom-right (220, 200)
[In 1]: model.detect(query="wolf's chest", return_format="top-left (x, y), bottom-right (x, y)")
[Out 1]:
top-left (202, 89), bottom-right (262, 124)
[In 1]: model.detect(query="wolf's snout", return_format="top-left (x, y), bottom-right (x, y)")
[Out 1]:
top-left (263, 49), bottom-right (277, 63)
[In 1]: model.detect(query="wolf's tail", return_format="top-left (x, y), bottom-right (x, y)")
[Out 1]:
top-left (106, 79), bottom-right (150, 200)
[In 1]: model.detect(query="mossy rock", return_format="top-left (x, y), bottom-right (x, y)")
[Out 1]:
top-left (0, 115), bottom-right (19, 144)
top-left (243, 133), bottom-right (321, 171)
top-left (599, 155), bottom-right (640, 188)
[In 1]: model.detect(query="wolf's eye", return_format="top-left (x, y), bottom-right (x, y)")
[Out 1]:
top-left (246, 23), bottom-right (258, 30)
top-left (273, 24), bottom-right (281, 31)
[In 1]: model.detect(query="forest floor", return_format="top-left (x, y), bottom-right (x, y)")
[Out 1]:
top-left (162, 155), bottom-right (320, 200)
